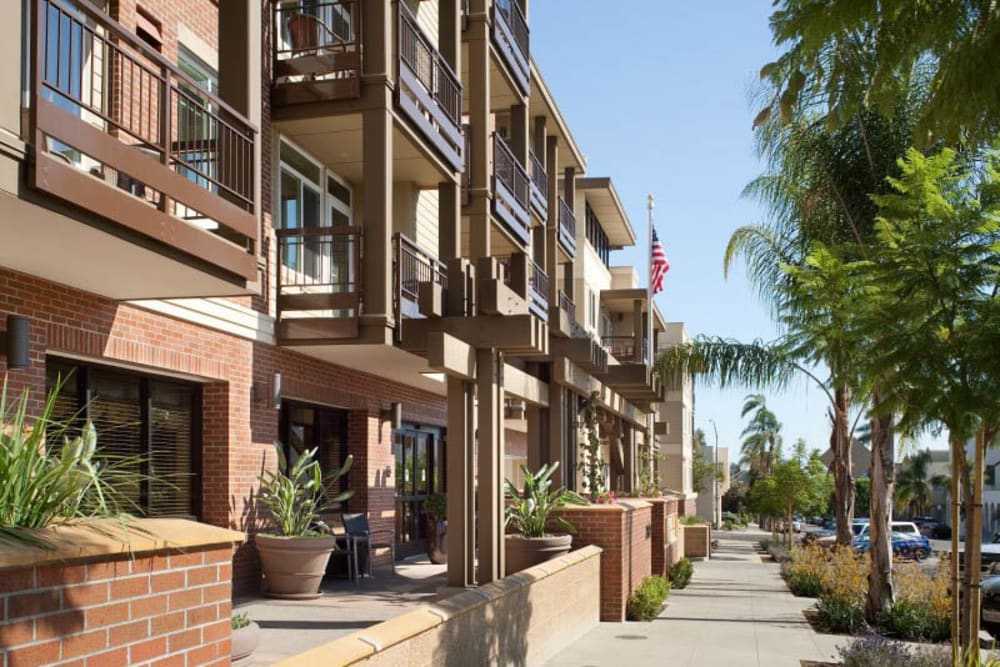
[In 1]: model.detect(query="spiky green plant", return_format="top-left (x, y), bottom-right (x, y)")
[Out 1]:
top-left (257, 444), bottom-right (353, 537)
top-left (0, 377), bottom-right (150, 547)
top-left (504, 462), bottom-right (587, 538)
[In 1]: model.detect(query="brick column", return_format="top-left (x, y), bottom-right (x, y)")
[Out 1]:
top-left (347, 410), bottom-right (396, 562)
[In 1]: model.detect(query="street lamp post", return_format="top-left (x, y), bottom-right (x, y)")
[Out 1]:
top-left (708, 418), bottom-right (720, 529)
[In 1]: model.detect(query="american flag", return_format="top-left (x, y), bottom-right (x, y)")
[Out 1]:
top-left (651, 228), bottom-right (670, 295)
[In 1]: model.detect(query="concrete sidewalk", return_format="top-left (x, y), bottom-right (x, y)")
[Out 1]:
top-left (545, 529), bottom-right (847, 667)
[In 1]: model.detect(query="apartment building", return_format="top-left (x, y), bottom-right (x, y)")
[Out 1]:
top-left (0, 0), bottom-right (677, 592)
top-left (657, 323), bottom-right (698, 515)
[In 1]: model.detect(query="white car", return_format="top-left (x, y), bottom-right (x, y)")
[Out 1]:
top-left (855, 521), bottom-right (920, 539)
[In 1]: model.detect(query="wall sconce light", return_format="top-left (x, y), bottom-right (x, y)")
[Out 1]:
top-left (272, 372), bottom-right (282, 409)
top-left (0, 314), bottom-right (30, 370)
top-left (381, 402), bottom-right (402, 430)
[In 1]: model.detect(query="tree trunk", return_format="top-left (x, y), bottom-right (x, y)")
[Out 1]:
top-left (865, 394), bottom-right (894, 623)
top-left (832, 385), bottom-right (855, 546)
top-left (959, 442), bottom-right (973, 649)
top-left (967, 428), bottom-right (986, 656)
top-left (950, 432), bottom-right (962, 666)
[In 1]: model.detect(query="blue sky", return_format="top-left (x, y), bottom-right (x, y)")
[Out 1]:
top-left (530, 1), bottom-right (944, 459)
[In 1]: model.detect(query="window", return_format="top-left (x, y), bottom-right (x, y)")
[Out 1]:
top-left (279, 401), bottom-right (349, 500)
top-left (278, 138), bottom-right (356, 315)
top-left (46, 358), bottom-right (201, 519)
top-left (176, 45), bottom-right (219, 220)
top-left (585, 202), bottom-right (610, 267)
top-left (393, 426), bottom-right (444, 551)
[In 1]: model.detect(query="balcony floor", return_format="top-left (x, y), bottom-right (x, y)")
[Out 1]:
top-left (235, 556), bottom-right (448, 665)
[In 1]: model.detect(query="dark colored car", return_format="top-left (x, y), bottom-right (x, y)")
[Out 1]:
top-left (852, 532), bottom-right (932, 560)
top-left (981, 576), bottom-right (1000, 632)
top-left (931, 523), bottom-right (952, 539)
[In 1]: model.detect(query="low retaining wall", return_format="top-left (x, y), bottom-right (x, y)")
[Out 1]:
top-left (275, 545), bottom-right (603, 666)
top-left (554, 501), bottom-right (652, 621)
top-left (0, 519), bottom-right (244, 667)
top-left (684, 523), bottom-right (712, 559)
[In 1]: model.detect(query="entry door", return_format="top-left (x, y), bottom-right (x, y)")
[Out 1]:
top-left (393, 427), bottom-right (443, 557)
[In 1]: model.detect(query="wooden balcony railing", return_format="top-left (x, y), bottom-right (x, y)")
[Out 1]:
top-left (558, 196), bottom-right (577, 258)
top-left (272, 0), bottom-right (362, 104)
top-left (528, 148), bottom-right (547, 219)
top-left (394, 233), bottom-right (447, 319)
top-left (528, 260), bottom-right (548, 320)
top-left (31, 0), bottom-right (258, 282)
top-left (602, 336), bottom-right (648, 365)
top-left (492, 0), bottom-right (529, 94)
top-left (492, 134), bottom-right (530, 246)
top-left (276, 227), bottom-right (362, 339)
top-left (397, 2), bottom-right (463, 172)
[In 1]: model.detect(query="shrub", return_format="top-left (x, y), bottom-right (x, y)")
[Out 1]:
top-left (880, 562), bottom-right (950, 641)
top-left (258, 445), bottom-right (353, 537)
top-left (767, 542), bottom-right (792, 563)
top-left (232, 612), bottom-right (252, 630)
top-left (668, 557), bottom-right (694, 589)
top-left (627, 575), bottom-right (670, 621)
top-left (504, 462), bottom-right (588, 538)
top-left (782, 545), bottom-right (827, 596)
top-left (816, 594), bottom-right (868, 634)
top-left (837, 635), bottom-right (950, 667)
top-left (680, 514), bottom-right (704, 525)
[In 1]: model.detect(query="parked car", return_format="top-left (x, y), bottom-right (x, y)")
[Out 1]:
top-left (792, 518), bottom-right (803, 533)
top-left (852, 532), bottom-right (932, 560)
top-left (931, 523), bottom-right (952, 539)
top-left (855, 521), bottom-right (920, 540)
top-left (981, 575), bottom-right (1000, 633)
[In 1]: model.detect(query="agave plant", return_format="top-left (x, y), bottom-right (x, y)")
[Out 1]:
top-left (0, 377), bottom-right (146, 546)
top-left (504, 462), bottom-right (588, 538)
top-left (257, 444), bottom-right (353, 537)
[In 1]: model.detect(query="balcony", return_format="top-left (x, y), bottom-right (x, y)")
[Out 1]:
top-left (528, 260), bottom-right (549, 321)
top-left (275, 227), bottom-right (362, 341)
top-left (558, 197), bottom-right (577, 258)
top-left (492, 134), bottom-right (531, 246)
top-left (492, 0), bottom-right (529, 96)
top-left (272, 0), bottom-right (362, 106)
top-left (394, 234), bottom-right (447, 320)
top-left (397, 2), bottom-right (464, 172)
top-left (603, 336), bottom-right (648, 365)
top-left (28, 0), bottom-right (258, 290)
top-left (529, 149), bottom-right (547, 220)
top-left (558, 290), bottom-right (576, 324)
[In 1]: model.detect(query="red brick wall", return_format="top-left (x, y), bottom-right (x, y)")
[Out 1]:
top-left (0, 267), bottom-right (447, 591)
top-left (0, 545), bottom-right (234, 667)
top-left (552, 503), bottom-right (652, 622)
top-left (648, 498), bottom-right (677, 577)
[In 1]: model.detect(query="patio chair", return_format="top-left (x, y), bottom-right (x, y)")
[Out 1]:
top-left (341, 513), bottom-right (396, 578)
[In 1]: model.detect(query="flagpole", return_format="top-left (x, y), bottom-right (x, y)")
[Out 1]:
top-left (647, 194), bottom-right (656, 490)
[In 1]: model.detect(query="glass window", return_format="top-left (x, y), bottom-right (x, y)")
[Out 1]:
top-left (46, 358), bottom-right (201, 519)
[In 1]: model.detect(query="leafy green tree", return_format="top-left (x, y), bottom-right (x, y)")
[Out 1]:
top-left (896, 450), bottom-right (932, 518)
top-left (760, 1), bottom-right (998, 143)
top-left (854, 478), bottom-right (871, 517)
top-left (747, 453), bottom-right (833, 547)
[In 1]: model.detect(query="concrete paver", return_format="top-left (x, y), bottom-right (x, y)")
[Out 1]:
top-left (545, 529), bottom-right (848, 667)
top-left (234, 557), bottom-right (447, 665)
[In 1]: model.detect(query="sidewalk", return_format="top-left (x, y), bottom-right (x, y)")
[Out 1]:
top-left (545, 529), bottom-right (846, 667)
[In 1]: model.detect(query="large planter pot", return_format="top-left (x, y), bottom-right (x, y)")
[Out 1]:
top-left (256, 534), bottom-right (338, 599)
top-left (426, 518), bottom-right (447, 565)
top-left (504, 534), bottom-right (572, 576)
top-left (232, 621), bottom-right (260, 662)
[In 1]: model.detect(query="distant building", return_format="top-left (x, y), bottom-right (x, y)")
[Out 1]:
top-left (696, 446), bottom-right (730, 525)
top-left (819, 439), bottom-right (872, 478)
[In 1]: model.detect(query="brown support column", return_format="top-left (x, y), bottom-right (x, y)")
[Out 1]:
top-left (548, 384), bottom-right (567, 486)
top-left (467, 4), bottom-right (491, 260)
top-left (217, 0), bottom-right (260, 234)
top-left (509, 104), bottom-right (528, 164)
top-left (526, 404), bottom-right (544, 471)
top-left (477, 348), bottom-right (505, 583)
top-left (362, 0), bottom-right (391, 75)
top-left (545, 136), bottom-right (559, 306)
top-left (446, 377), bottom-right (476, 588)
top-left (362, 105), bottom-right (394, 328)
top-left (439, 0), bottom-right (460, 70)
top-left (563, 166), bottom-right (576, 302)
top-left (533, 116), bottom-right (547, 160)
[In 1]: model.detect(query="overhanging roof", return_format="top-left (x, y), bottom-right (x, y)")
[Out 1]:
top-left (529, 59), bottom-right (586, 173)
top-left (600, 288), bottom-right (668, 332)
top-left (576, 177), bottom-right (636, 248)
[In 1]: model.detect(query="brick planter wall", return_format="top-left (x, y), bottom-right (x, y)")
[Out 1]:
top-left (683, 523), bottom-right (711, 559)
top-left (647, 497), bottom-right (680, 577)
top-left (553, 502), bottom-right (652, 622)
top-left (0, 519), bottom-right (243, 667)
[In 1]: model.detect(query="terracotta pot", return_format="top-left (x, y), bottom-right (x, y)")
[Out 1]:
top-left (504, 534), bottom-right (572, 576)
top-left (231, 620), bottom-right (259, 662)
top-left (426, 518), bottom-right (447, 565)
top-left (256, 534), bottom-right (338, 599)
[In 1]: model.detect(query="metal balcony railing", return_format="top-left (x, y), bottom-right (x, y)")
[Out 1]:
top-left (394, 233), bottom-right (447, 318)
top-left (492, 134), bottom-right (530, 244)
top-left (558, 290), bottom-right (576, 323)
top-left (528, 148), bottom-right (547, 218)
top-left (528, 259), bottom-right (548, 320)
top-left (492, 0), bottom-right (529, 93)
top-left (558, 196), bottom-right (577, 257)
top-left (602, 336), bottom-right (648, 364)
top-left (272, 0), bottom-right (362, 101)
top-left (277, 226), bottom-right (362, 317)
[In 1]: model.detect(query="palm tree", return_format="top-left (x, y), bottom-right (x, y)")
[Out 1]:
top-left (740, 394), bottom-right (782, 479)
top-left (895, 450), bottom-right (932, 518)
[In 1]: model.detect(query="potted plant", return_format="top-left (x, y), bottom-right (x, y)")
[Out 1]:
top-left (230, 611), bottom-right (259, 662)
top-left (423, 492), bottom-right (447, 564)
top-left (255, 444), bottom-right (353, 598)
top-left (504, 462), bottom-right (588, 575)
